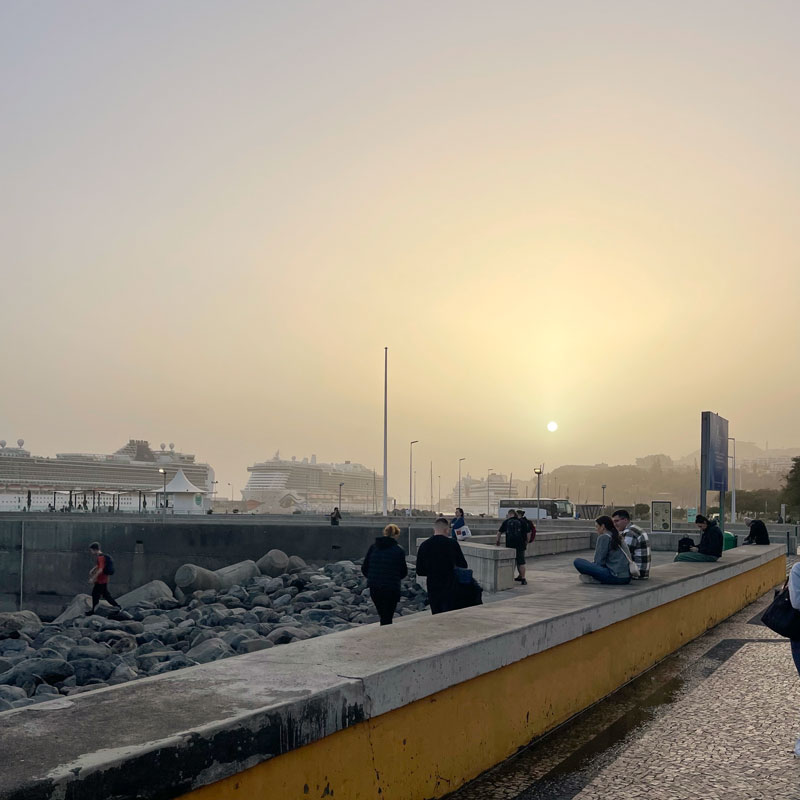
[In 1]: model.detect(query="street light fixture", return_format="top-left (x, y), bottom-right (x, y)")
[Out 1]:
top-left (601, 483), bottom-right (607, 508)
top-left (458, 458), bottom-right (466, 509)
top-left (338, 482), bottom-right (344, 511)
top-left (408, 441), bottom-right (418, 516)
top-left (158, 468), bottom-right (167, 511)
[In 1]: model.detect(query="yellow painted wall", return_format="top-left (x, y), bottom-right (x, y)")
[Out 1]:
top-left (180, 556), bottom-right (783, 800)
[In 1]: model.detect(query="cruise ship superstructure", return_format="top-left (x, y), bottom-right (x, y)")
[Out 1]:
top-left (242, 452), bottom-right (389, 513)
top-left (0, 439), bottom-right (214, 512)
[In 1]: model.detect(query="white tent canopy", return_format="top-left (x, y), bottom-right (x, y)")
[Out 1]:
top-left (165, 469), bottom-right (205, 494)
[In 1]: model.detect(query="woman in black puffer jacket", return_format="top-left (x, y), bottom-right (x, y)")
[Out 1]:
top-left (361, 524), bottom-right (408, 625)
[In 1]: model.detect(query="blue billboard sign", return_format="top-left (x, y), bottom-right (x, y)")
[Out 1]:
top-left (701, 412), bottom-right (728, 492)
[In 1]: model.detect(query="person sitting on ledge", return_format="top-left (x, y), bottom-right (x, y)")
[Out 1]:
top-left (573, 516), bottom-right (632, 585)
top-left (743, 517), bottom-right (770, 545)
top-left (674, 514), bottom-right (723, 562)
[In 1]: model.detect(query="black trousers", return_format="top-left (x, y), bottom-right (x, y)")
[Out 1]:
top-left (369, 587), bottom-right (400, 625)
top-left (91, 582), bottom-right (119, 610)
top-left (427, 584), bottom-right (453, 615)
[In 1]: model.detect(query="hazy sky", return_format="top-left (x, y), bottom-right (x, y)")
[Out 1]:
top-left (2, 1), bottom-right (798, 501)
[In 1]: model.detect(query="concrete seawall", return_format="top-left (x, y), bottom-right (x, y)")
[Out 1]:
top-left (0, 516), bottom-right (429, 617)
top-left (0, 544), bottom-right (784, 800)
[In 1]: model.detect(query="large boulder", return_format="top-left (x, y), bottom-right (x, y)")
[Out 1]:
top-left (174, 565), bottom-right (222, 593)
top-left (0, 611), bottom-right (42, 638)
top-left (256, 550), bottom-right (290, 577)
top-left (116, 581), bottom-right (174, 609)
top-left (287, 555), bottom-right (308, 574)
top-left (215, 560), bottom-right (260, 589)
top-left (185, 638), bottom-right (234, 664)
top-left (0, 658), bottom-right (74, 689)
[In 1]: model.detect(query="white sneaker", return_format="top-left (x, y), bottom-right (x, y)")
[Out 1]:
top-left (579, 574), bottom-right (597, 584)
top-left (794, 738), bottom-right (800, 758)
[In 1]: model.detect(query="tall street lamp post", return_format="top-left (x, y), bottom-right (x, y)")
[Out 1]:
top-left (382, 347), bottom-right (388, 516)
top-left (728, 437), bottom-right (736, 521)
top-left (408, 441), bottom-right (418, 516)
top-left (158, 468), bottom-right (167, 513)
top-left (534, 467), bottom-right (542, 520)
top-left (601, 484), bottom-right (607, 508)
top-left (338, 482), bottom-right (344, 511)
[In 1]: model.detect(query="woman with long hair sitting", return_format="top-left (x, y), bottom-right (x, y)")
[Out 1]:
top-left (573, 515), bottom-right (633, 584)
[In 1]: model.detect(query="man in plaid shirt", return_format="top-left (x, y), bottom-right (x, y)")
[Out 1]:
top-left (612, 509), bottom-right (651, 579)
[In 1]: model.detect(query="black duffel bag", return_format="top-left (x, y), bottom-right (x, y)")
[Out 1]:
top-left (761, 579), bottom-right (800, 639)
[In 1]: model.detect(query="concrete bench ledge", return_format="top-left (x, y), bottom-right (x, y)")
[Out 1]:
top-left (0, 544), bottom-right (784, 800)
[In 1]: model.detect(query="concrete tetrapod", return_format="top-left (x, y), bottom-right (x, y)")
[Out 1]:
top-left (256, 549), bottom-right (290, 577)
top-left (215, 560), bottom-right (260, 589)
top-left (174, 564), bottom-right (223, 593)
top-left (116, 580), bottom-right (174, 609)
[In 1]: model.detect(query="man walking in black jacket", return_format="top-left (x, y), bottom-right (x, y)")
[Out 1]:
top-left (361, 524), bottom-right (408, 625)
top-left (416, 517), bottom-right (468, 614)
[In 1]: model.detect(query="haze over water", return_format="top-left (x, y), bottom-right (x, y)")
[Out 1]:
top-left (2, 1), bottom-right (798, 498)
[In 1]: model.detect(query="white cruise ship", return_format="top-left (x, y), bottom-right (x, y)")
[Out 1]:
top-left (242, 452), bottom-right (388, 513)
top-left (0, 439), bottom-right (214, 512)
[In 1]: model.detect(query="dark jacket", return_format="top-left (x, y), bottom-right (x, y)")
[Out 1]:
top-left (361, 537), bottom-right (408, 590)
top-left (416, 535), bottom-right (468, 593)
top-left (698, 523), bottom-right (724, 557)
top-left (744, 519), bottom-right (770, 545)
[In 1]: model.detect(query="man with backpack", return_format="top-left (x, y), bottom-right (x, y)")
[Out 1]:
top-left (496, 509), bottom-right (527, 585)
top-left (88, 542), bottom-right (121, 615)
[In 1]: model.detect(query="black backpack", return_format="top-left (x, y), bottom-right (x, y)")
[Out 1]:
top-left (504, 517), bottom-right (524, 548)
top-left (102, 554), bottom-right (116, 575)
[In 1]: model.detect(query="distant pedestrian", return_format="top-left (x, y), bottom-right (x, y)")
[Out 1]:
top-left (612, 509), bottom-right (651, 579)
top-left (744, 518), bottom-right (770, 545)
top-left (416, 517), bottom-right (468, 614)
top-left (330, 507), bottom-right (342, 526)
top-left (496, 509), bottom-right (527, 585)
top-left (450, 507), bottom-right (466, 539)
top-left (573, 516), bottom-right (633, 584)
top-left (674, 515), bottom-right (723, 562)
top-left (361, 524), bottom-right (408, 625)
top-left (87, 542), bottom-right (120, 615)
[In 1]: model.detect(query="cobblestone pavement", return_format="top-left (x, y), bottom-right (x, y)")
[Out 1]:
top-left (450, 563), bottom-right (800, 800)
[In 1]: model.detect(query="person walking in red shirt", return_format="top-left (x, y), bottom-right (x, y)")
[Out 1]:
top-left (88, 542), bottom-right (121, 614)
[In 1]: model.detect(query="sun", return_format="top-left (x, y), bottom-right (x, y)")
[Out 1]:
top-left (547, 421), bottom-right (558, 432)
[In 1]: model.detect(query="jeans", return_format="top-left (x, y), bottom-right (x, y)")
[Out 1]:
top-left (573, 558), bottom-right (631, 585)
top-left (91, 582), bottom-right (119, 610)
top-left (427, 584), bottom-right (454, 615)
top-left (791, 640), bottom-right (800, 677)
top-left (369, 587), bottom-right (400, 625)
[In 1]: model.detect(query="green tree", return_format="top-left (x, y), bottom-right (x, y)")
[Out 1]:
top-left (782, 457), bottom-right (800, 511)
top-left (634, 503), bottom-right (650, 519)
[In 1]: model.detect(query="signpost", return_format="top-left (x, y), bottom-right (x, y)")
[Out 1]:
top-left (651, 500), bottom-right (672, 532)
top-left (700, 412), bottom-right (729, 533)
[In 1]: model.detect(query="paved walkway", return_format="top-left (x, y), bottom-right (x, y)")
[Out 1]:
top-left (450, 569), bottom-right (800, 800)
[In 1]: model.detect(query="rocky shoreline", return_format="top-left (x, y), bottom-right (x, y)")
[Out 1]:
top-left (0, 550), bottom-right (427, 710)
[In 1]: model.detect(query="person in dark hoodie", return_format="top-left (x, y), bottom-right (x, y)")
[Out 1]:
top-left (361, 524), bottom-right (408, 625)
top-left (416, 517), bottom-right (468, 614)
top-left (674, 514), bottom-right (724, 562)
top-left (743, 518), bottom-right (770, 545)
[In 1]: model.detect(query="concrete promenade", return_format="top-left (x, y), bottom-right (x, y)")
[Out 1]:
top-left (0, 544), bottom-right (784, 800)
top-left (451, 573), bottom-right (800, 800)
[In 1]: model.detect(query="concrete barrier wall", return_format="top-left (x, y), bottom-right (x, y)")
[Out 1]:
top-left (0, 544), bottom-right (784, 800)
